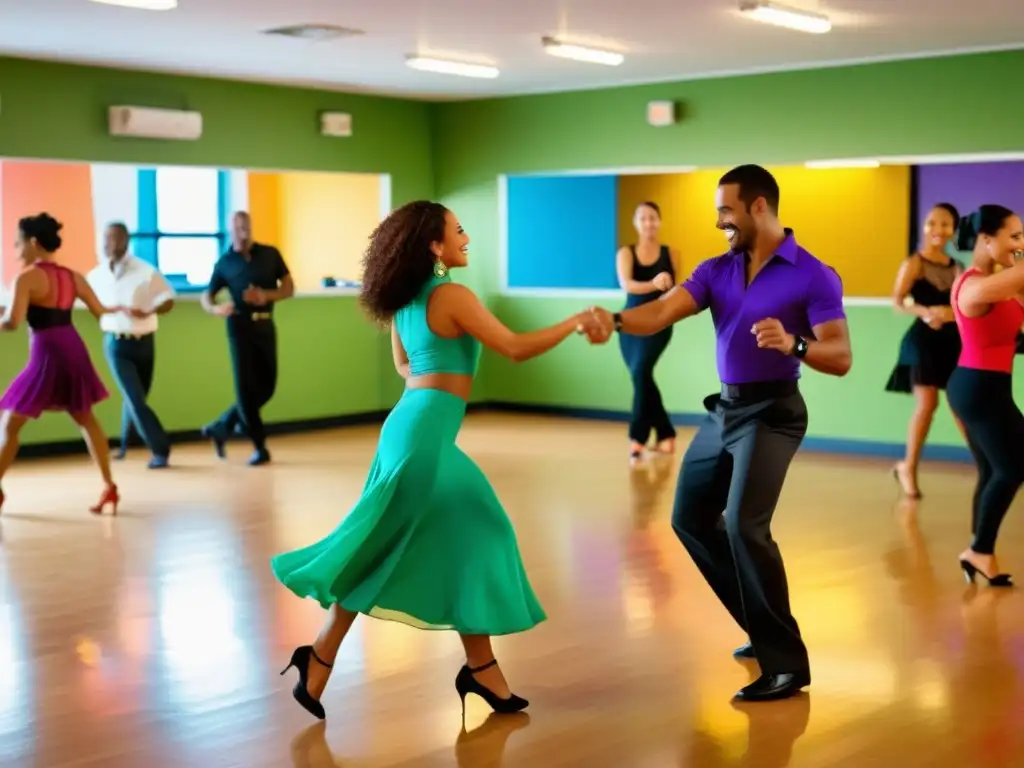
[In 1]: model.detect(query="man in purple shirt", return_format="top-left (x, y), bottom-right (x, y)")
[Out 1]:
top-left (585, 164), bottom-right (852, 702)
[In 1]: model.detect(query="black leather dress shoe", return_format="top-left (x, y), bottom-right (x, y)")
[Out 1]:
top-left (733, 671), bottom-right (810, 702)
top-left (248, 449), bottom-right (271, 466)
top-left (733, 642), bottom-right (756, 659)
top-left (201, 424), bottom-right (228, 460)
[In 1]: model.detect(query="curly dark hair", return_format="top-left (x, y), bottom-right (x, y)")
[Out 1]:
top-left (360, 200), bottom-right (449, 324)
top-left (19, 212), bottom-right (63, 253)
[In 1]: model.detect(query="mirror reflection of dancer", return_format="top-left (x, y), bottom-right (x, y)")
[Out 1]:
top-left (0, 213), bottom-right (122, 515)
top-left (584, 165), bottom-right (852, 702)
top-left (271, 201), bottom-right (591, 721)
top-left (200, 212), bottom-right (293, 466)
top-left (886, 203), bottom-right (965, 499)
top-left (946, 205), bottom-right (1024, 587)
top-left (616, 201), bottom-right (679, 465)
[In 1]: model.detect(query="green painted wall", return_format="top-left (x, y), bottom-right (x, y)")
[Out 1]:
top-left (432, 50), bottom-right (1024, 449)
top-left (0, 57), bottom-right (432, 444)
top-left (4, 51), bottom-right (1024, 450)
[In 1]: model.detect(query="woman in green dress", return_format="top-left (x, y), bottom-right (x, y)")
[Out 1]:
top-left (271, 200), bottom-right (593, 720)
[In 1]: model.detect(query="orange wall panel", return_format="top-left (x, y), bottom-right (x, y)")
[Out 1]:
top-left (1, 161), bottom-right (96, 280)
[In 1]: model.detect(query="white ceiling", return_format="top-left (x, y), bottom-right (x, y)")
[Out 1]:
top-left (2, 0), bottom-right (1023, 99)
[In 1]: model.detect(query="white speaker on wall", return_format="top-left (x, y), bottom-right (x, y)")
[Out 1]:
top-left (108, 106), bottom-right (203, 141)
top-left (320, 112), bottom-right (353, 137)
top-left (646, 101), bottom-right (677, 127)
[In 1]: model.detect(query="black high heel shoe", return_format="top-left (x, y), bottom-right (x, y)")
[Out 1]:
top-left (280, 645), bottom-right (333, 720)
top-left (960, 559), bottom-right (1013, 587)
top-left (455, 659), bottom-right (529, 717)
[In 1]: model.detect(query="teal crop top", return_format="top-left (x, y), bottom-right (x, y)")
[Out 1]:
top-left (394, 274), bottom-right (481, 376)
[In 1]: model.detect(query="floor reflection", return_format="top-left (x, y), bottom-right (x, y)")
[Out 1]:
top-left (0, 419), bottom-right (1022, 766)
top-left (0, 596), bottom-right (32, 766)
top-left (288, 712), bottom-right (531, 768)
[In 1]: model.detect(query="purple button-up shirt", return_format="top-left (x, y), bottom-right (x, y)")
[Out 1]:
top-left (681, 230), bottom-right (845, 385)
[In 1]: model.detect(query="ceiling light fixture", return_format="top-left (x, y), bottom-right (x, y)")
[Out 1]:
top-left (541, 37), bottom-right (624, 67)
top-left (89, 0), bottom-right (178, 9)
top-left (805, 159), bottom-right (881, 169)
top-left (405, 56), bottom-right (499, 79)
top-left (262, 24), bottom-right (364, 41)
top-left (739, 2), bottom-right (831, 34)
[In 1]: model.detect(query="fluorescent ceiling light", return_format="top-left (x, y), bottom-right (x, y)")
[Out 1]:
top-left (89, 0), bottom-right (178, 9)
top-left (542, 37), bottom-right (624, 67)
top-left (739, 2), bottom-right (831, 34)
top-left (805, 159), bottom-right (881, 169)
top-left (405, 56), bottom-right (499, 79)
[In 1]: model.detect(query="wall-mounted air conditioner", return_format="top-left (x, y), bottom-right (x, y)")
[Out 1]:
top-left (108, 105), bottom-right (203, 141)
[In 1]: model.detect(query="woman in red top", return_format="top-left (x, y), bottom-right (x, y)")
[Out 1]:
top-left (947, 205), bottom-right (1024, 586)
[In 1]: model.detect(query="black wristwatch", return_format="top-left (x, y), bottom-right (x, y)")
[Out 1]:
top-left (791, 335), bottom-right (809, 359)
top-left (613, 312), bottom-right (624, 332)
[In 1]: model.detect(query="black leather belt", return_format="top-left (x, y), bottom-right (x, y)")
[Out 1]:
top-left (720, 380), bottom-right (798, 402)
top-left (234, 312), bottom-right (272, 321)
top-left (110, 332), bottom-right (153, 341)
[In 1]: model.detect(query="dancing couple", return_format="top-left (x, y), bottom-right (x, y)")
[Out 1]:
top-left (272, 164), bottom-right (852, 721)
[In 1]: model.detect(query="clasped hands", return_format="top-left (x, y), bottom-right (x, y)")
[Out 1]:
top-left (922, 306), bottom-right (952, 330)
top-left (243, 286), bottom-right (269, 306)
top-left (574, 310), bottom-right (797, 356)
top-left (575, 307), bottom-right (614, 344)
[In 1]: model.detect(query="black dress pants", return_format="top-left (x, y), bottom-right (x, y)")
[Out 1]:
top-left (619, 325), bottom-right (676, 445)
top-left (214, 316), bottom-right (278, 451)
top-left (947, 367), bottom-right (1024, 555)
top-left (671, 382), bottom-right (810, 675)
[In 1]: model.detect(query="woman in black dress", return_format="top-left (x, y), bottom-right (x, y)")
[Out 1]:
top-left (887, 203), bottom-right (964, 498)
top-left (615, 201), bottom-right (679, 466)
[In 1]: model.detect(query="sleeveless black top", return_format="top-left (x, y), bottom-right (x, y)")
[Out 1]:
top-left (625, 245), bottom-right (675, 309)
top-left (27, 261), bottom-right (75, 330)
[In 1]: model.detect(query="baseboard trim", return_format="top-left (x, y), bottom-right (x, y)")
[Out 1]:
top-left (15, 399), bottom-right (971, 465)
top-left (482, 400), bottom-right (975, 464)
top-left (18, 403), bottom-right (491, 460)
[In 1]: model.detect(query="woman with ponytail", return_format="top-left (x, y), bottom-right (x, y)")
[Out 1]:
top-left (947, 205), bottom-right (1024, 586)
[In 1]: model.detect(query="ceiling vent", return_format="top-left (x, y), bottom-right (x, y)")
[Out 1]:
top-left (262, 24), bottom-right (364, 41)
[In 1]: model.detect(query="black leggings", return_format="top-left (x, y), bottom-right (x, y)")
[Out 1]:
top-left (619, 326), bottom-right (676, 445)
top-left (947, 367), bottom-right (1024, 554)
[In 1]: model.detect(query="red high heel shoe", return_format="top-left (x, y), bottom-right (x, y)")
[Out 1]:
top-left (89, 485), bottom-right (119, 516)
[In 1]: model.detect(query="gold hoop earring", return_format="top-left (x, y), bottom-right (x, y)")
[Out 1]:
top-left (433, 260), bottom-right (448, 278)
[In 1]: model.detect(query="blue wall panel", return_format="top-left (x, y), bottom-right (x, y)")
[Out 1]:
top-left (506, 175), bottom-right (619, 290)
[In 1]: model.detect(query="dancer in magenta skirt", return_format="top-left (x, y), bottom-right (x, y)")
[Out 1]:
top-left (0, 213), bottom-right (122, 515)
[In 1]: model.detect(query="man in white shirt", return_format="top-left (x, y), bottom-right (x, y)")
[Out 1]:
top-left (87, 222), bottom-right (176, 469)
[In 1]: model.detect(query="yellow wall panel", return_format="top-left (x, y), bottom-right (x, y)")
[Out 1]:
top-left (247, 172), bottom-right (281, 246)
top-left (616, 166), bottom-right (910, 297)
top-left (276, 172), bottom-right (382, 292)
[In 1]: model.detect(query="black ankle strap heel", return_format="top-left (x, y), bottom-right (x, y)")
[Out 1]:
top-left (454, 659), bottom-right (529, 718)
top-left (281, 645), bottom-right (333, 720)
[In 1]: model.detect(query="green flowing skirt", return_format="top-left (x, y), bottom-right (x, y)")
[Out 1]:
top-left (270, 388), bottom-right (546, 636)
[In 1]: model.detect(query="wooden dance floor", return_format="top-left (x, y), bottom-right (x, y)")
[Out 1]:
top-left (0, 413), bottom-right (1022, 767)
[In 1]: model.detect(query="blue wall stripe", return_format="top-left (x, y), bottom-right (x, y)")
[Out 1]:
top-left (506, 175), bottom-right (619, 290)
top-left (134, 168), bottom-right (158, 266)
top-left (217, 169), bottom-right (231, 246)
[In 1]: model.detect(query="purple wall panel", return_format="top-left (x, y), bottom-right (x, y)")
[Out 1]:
top-left (917, 161), bottom-right (1024, 223)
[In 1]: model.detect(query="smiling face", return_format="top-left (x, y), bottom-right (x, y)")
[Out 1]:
top-left (634, 204), bottom-right (661, 241)
top-left (982, 214), bottom-right (1024, 268)
top-left (431, 210), bottom-right (470, 268)
top-left (922, 206), bottom-right (956, 251)
top-left (715, 183), bottom-right (763, 253)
